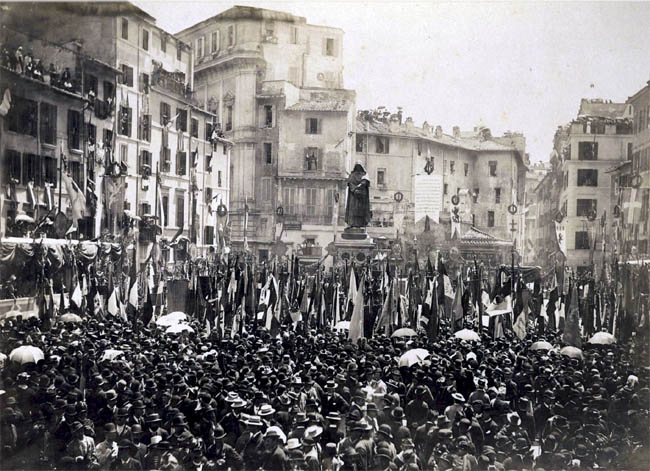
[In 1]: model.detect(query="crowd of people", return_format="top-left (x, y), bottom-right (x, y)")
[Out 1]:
top-left (1, 311), bottom-right (648, 470)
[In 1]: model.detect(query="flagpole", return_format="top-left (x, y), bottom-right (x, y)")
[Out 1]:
top-left (58, 142), bottom-right (63, 210)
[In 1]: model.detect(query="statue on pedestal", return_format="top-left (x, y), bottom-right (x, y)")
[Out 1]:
top-left (345, 162), bottom-right (371, 228)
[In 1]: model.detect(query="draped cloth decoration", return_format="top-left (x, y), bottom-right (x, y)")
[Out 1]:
top-left (0, 240), bottom-right (122, 268)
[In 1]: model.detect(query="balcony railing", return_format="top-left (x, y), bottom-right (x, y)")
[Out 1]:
top-left (299, 245), bottom-right (323, 257)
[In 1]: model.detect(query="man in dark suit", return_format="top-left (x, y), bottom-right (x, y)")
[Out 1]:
top-left (262, 428), bottom-right (289, 471)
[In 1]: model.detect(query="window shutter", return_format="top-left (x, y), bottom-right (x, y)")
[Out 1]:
top-left (67, 110), bottom-right (73, 148)
top-left (385, 138), bottom-right (390, 154)
top-left (305, 119), bottom-right (310, 134)
top-left (317, 148), bottom-right (323, 170)
top-left (138, 73), bottom-right (143, 93)
top-left (318, 119), bottom-right (322, 134)
top-left (322, 37), bottom-right (327, 55)
top-left (303, 148), bottom-right (309, 170)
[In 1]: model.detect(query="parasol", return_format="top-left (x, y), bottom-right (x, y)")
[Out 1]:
top-left (1, 309), bottom-right (39, 322)
top-left (101, 349), bottom-right (124, 362)
top-left (399, 348), bottom-right (430, 367)
top-left (165, 324), bottom-right (195, 334)
top-left (14, 214), bottom-right (36, 224)
top-left (391, 327), bottom-right (417, 338)
top-left (59, 313), bottom-right (83, 324)
top-left (560, 346), bottom-right (583, 359)
top-left (333, 321), bottom-right (350, 331)
top-left (588, 332), bottom-right (616, 345)
top-left (156, 312), bottom-right (187, 326)
top-left (530, 341), bottom-right (553, 351)
top-left (454, 329), bottom-right (481, 342)
top-left (9, 345), bottom-right (44, 364)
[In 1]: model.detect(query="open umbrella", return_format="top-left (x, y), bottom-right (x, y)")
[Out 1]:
top-left (9, 346), bottom-right (44, 365)
top-left (59, 313), bottom-right (83, 323)
top-left (101, 349), bottom-right (124, 362)
top-left (156, 312), bottom-right (187, 326)
top-left (391, 327), bottom-right (417, 338)
top-left (560, 346), bottom-right (583, 360)
top-left (0, 352), bottom-right (7, 369)
top-left (399, 348), bottom-right (430, 367)
top-left (588, 332), bottom-right (616, 345)
top-left (454, 329), bottom-right (481, 342)
top-left (1, 309), bottom-right (39, 323)
top-left (530, 341), bottom-right (553, 351)
top-left (14, 214), bottom-right (36, 224)
top-left (165, 324), bottom-right (195, 334)
top-left (333, 321), bottom-right (350, 331)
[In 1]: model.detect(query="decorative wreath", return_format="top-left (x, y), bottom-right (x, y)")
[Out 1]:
top-left (555, 211), bottom-right (564, 224)
top-left (276, 206), bottom-right (284, 217)
top-left (108, 162), bottom-right (122, 178)
top-left (451, 195), bottom-right (460, 206)
top-left (508, 204), bottom-right (518, 215)
top-left (424, 161), bottom-right (434, 175)
top-left (394, 192), bottom-right (404, 202)
top-left (216, 204), bottom-right (228, 218)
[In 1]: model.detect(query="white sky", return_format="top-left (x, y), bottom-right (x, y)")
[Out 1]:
top-left (135, 0), bottom-right (650, 163)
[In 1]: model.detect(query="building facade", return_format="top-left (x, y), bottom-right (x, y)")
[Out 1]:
top-left (2, 2), bottom-right (232, 262)
top-left (1, 23), bottom-right (118, 240)
top-left (177, 6), bottom-right (355, 263)
top-left (353, 109), bottom-right (528, 249)
top-left (552, 99), bottom-right (634, 275)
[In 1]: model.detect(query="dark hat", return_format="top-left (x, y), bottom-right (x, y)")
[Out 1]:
top-left (116, 407), bottom-right (129, 417)
top-left (105, 423), bottom-right (117, 433)
top-left (213, 424), bottom-right (226, 440)
top-left (131, 424), bottom-right (142, 435)
top-left (70, 421), bottom-right (84, 433)
top-left (118, 439), bottom-right (134, 449)
top-left (391, 407), bottom-right (405, 420)
top-left (172, 416), bottom-right (187, 427)
top-left (377, 424), bottom-right (393, 439)
top-left (146, 412), bottom-right (162, 423)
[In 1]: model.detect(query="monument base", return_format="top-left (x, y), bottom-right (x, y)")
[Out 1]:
top-left (335, 227), bottom-right (376, 263)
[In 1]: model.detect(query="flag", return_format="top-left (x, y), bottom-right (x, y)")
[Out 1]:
top-left (156, 172), bottom-right (165, 227)
top-left (451, 275), bottom-right (464, 331)
top-left (346, 267), bottom-right (357, 319)
top-left (142, 279), bottom-right (154, 326)
top-left (61, 168), bottom-right (87, 233)
top-left (127, 253), bottom-right (139, 322)
top-left (348, 276), bottom-right (365, 344)
top-left (563, 283), bottom-right (582, 348)
top-left (107, 272), bottom-right (122, 319)
top-left (554, 221), bottom-right (566, 257)
top-left (243, 203), bottom-right (249, 252)
top-left (333, 285), bottom-right (341, 326)
top-left (71, 279), bottom-right (83, 309)
top-left (374, 280), bottom-right (392, 335)
top-left (27, 181), bottom-right (36, 210)
top-left (546, 271), bottom-right (559, 331)
top-left (0, 88), bottom-right (11, 116)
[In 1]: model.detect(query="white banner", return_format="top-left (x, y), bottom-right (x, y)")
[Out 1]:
top-left (414, 174), bottom-right (443, 224)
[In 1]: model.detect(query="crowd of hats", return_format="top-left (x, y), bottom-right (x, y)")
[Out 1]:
top-left (0, 313), bottom-right (649, 470)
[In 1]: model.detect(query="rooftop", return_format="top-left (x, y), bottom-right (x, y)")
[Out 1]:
top-left (577, 98), bottom-right (632, 120)
top-left (287, 99), bottom-right (351, 112)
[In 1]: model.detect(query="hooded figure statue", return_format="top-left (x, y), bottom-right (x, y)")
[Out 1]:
top-left (345, 162), bottom-right (371, 228)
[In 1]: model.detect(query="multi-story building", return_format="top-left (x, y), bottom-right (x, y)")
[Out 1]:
top-left (1, 23), bottom-right (118, 239)
top-left (177, 6), bottom-right (355, 263)
top-left (353, 109), bottom-right (528, 247)
top-left (3, 2), bottom-right (232, 262)
top-left (522, 161), bottom-right (549, 263)
top-left (553, 99), bottom-right (634, 275)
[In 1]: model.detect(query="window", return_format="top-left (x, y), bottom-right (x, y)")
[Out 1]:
top-left (283, 188), bottom-right (297, 215)
top-left (120, 144), bottom-right (128, 163)
top-left (103, 81), bottom-right (115, 101)
top-left (84, 73), bottom-right (98, 97)
top-left (160, 101), bottom-right (171, 126)
top-left (577, 169), bottom-right (598, 187)
top-left (138, 150), bottom-right (152, 174)
top-left (264, 143), bottom-right (273, 165)
top-left (305, 188), bottom-right (317, 215)
top-left (576, 199), bottom-right (597, 217)
top-left (493, 187), bottom-right (501, 204)
top-left (227, 25), bottom-right (235, 47)
top-left (70, 161), bottom-right (82, 188)
top-left (118, 106), bottom-right (132, 137)
top-left (68, 109), bottom-right (82, 149)
top-left (290, 26), bottom-right (298, 44)
top-left (575, 231), bottom-right (590, 250)
top-left (161, 33), bottom-right (167, 53)
top-left (204, 154), bottom-right (212, 172)
top-left (305, 118), bottom-right (320, 134)
top-left (44, 156), bottom-right (57, 186)
top-left (177, 43), bottom-right (182, 61)
top-left (262, 177), bottom-right (272, 201)
top-left (22, 154), bottom-right (41, 186)
top-left (326, 189), bottom-right (335, 219)
top-left (443, 183), bottom-right (448, 195)
top-left (583, 121), bottom-right (605, 134)
top-left (304, 147), bottom-right (320, 171)
top-left (464, 163), bottom-right (469, 176)
top-left (195, 36), bottom-right (204, 59)
top-left (616, 122), bottom-right (633, 134)
top-left (487, 211), bottom-right (495, 228)
top-left (325, 37), bottom-right (335, 56)
top-left (40, 102), bottom-right (57, 145)
top-left (204, 226), bottom-right (214, 245)
top-left (121, 18), bottom-right (128, 40)
top-left (356, 134), bottom-right (366, 152)
top-left (5, 150), bottom-right (21, 183)
top-left (264, 105), bottom-right (273, 127)
top-left (161, 147), bottom-right (171, 172)
top-left (473, 188), bottom-right (479, 203)
top-left (488, 161), bottom-right (497, 176)
top-left (139, 114), bottom-right (151, 142)
top-left (176, 195), bottom-right (185, 227)
top-left (140, 202), bottom-right (152, 217)
top-left (120, 64), bottom-right (134, 87)
top-left (449, 161), bottom-right (455, 174)
top-left (225, 105), bottom-right (233, 131)
top-left (627, 143), bottom-right (633, 161)
top-left (142, 29), bottom-right (149, 50)
top-left (176, 151), bottom-right (187, 176)
top-left (218, 171), bottom-right (223, 187)
top-left (103, 129), bottom-right (113, 148)
top-left (578, 142), bottom-right (598, 161)
top-left (7, 96), bottom-right (37, 137)
top-left (87, 123), bottom-right (96, 147)
top-left (375, 136), bottom-right (389, 154)
top-left (377, 168), bottom-right (386, 185)
top-left (191, 118), bottom-right (199, 138)
top-left (211, 31), bottom-right (220, 53)
top-left (140, 73), bottom-right (150, 94)
top-left (176, 108), bottom-right (187, 132)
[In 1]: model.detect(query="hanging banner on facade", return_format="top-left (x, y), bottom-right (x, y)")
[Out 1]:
top-left (414, 174), bottom-right (443, 224)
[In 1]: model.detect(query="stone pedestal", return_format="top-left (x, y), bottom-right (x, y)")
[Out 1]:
top-left (336, 227), bottom-right (376, 263)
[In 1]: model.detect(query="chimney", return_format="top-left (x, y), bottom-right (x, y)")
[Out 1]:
top-left (405, 117), bottom-right (414, 132)
top-left (453, 126), bottom-right (460, 139)
top-left (422, 121), bottom-right (430, 133)
top-left (397, 107), bottom-right (403, 124)
top-left (434, 125), bottom-right (443, 138)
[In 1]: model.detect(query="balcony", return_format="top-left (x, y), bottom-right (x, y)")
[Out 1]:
top-left (283, 206), bottom-right (345, 227)
top-left (151, 61), bottom-right (197, 105)
top-left (298, 245), bottom-right (322, 257)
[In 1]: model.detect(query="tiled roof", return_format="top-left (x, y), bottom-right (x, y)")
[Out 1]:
top-left (578, 99), bottom-right (630, 120)
top-left (460, 227), bottom-right (512, 246)
top-left (286, 100), bottom-right (351, 112)
top-left (355, 118), bottom-right (518, 152)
